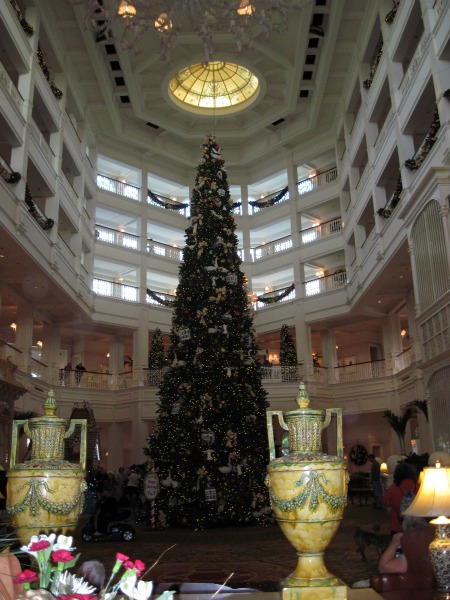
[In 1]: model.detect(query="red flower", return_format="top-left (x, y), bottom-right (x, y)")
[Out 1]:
top-left (123, 559), bottom-right (145, 574)
top-left (134, 559), bottom-right (145, 575)
top-left (14, 570), bottom-right (39, 584)
top-left (52, 549), bottom-right (75, 563)
top-left (116, 552), bottom-right (129, 563)
top-left (29, 540), bottom-right (51, 552)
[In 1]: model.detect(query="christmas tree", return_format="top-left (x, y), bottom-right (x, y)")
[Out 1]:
top-left (146, 134), bottom-right (271, 529)
top-left (280, 324), bottom-right (297, 365)
top-left (147, 328), bottom-right (168, 385)
top-left (148, 328), bottom-right (167, 369)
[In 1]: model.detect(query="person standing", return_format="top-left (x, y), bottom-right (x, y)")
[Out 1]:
top-left (368, 454), bottom-right (383, 509)
top-left (75, 362), bottom-right (86, 385)
top-left (383, 461), bottom-right (419, 534)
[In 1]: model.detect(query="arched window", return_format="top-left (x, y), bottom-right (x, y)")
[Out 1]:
top-left (428, 366), bottom-right (450, 453)
top-left (411, 200), bottom-right (448, 311)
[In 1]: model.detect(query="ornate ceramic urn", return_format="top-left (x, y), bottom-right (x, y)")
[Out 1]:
top-left (266, 382), bottom-right (348, 599)
top-left (6, 390), bottom-right (87, 544)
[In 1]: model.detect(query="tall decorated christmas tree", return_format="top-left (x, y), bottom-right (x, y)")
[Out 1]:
top-left (280, 324), bottom-right (297, 365)
top-left (146, 134), bottom-right (271, 529)
top-left (148, 328), bottom-right (167, 369)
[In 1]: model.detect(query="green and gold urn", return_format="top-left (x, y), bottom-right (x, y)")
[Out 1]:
top-left (266, 382), bottom-right (348, 599)
top-left (6, 390), bottom-right (87, 544)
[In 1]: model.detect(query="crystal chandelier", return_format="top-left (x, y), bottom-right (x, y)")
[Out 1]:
top-left (85, 0), bottom-right (295, 64)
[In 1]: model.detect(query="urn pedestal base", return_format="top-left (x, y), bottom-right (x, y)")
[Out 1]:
top-left (282, 582), bottom-right (347, 600)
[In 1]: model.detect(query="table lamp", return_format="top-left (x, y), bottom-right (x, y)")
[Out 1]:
top-left (402, 461), bottom-right (450, 594)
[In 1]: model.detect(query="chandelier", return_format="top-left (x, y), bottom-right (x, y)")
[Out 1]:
top-left (85, 0), bottom-right (295, 64)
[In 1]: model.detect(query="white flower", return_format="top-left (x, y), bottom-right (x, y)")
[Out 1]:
top-left (54, 534), bottom-right (74, 551)
top-left (57, 571), bottom-right (97, 595)
top-left (134, 580), bottom-right (154, 600)
top-left (119, 573), bottom-right (138, 598)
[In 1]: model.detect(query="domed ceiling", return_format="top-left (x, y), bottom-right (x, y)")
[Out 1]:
top-left (49, 0), bottom-right (369, 172)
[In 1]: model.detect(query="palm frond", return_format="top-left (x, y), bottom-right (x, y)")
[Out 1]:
top-left (409, 400), bottom-right (428, 422)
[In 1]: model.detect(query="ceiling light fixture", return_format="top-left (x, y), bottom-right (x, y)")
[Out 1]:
top-left (86, 0), bottom-right (295, 64)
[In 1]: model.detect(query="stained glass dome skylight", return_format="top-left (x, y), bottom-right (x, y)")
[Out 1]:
top-left (169, 61), bottom-right (259, 113)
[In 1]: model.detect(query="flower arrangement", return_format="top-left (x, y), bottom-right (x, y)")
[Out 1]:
top-left (12, 533), bottom-right (174, 600)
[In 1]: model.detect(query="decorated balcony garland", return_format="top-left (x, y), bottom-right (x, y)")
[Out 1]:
top-left (249, 186), bottom-right (289, 210)
top-left (404, 107), bottom-right (440, 171)
top-left (256, 284), bottom-right (294, 304)
top-left (377, 173), bottom-right (403, 218)
top-left (385, 0), bottom-right (400, 24)
top-left (148, 189), bottom-right (189, 211)
top-left (10, 0), bottom-right (34, 35)
top-left (37, 45), bottom-right (63, 100)
top-left (363, 33), bottom-right (383, 89)
top-left (146, 288), bottom-right (175, 307)
top-left (25, 185), bottom-right (54, 230)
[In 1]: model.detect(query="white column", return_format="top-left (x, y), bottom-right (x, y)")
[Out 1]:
top-left (15, 303), bottom-right (33, 373)
top-left (133, 308), bottom-right (149, 386)
top-left (321, 330), bottom-right (338, 383)
top-left (41, 323), bottom-right (61, 386)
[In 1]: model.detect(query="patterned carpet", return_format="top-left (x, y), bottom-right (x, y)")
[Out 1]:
top-left (73, 502), bottom-right (391, 591)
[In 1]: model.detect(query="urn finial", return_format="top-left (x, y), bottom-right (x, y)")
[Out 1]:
top-left (295, 381), bottom-right (310, 408)
top-left (43, 389), bottom-right (57, 416)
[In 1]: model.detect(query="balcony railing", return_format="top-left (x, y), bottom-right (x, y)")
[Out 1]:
top-left (148, 239), bottom-right (182, 261)
top-left (336, 359), bottom-right (385, 382)
top-left (304, 271), bottom-right (346, 297)
top-left (296, 167), bottom-right (338, 196)
top-left (93, 278), bottom-right (139, 302)
top-left (59, 368), bottom-right (110, 389)
top-left (96, 174), bottom-right (140, 201)
top-left (251, 235), bottom-right (293, 261)
top-left (301, 217), bottom-right (342, 245)
top-left (95, 225), bottom-right (139, 250)
top-left (0, 57), bottom-right (24, 112)
top-left (261, 364), bottom-right (304, 381)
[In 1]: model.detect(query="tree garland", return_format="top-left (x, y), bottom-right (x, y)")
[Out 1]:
top-left (349, 443), bottom-right (369, 466)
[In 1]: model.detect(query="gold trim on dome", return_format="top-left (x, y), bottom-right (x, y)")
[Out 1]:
top-left (169, 61), bottom-right (259, 112)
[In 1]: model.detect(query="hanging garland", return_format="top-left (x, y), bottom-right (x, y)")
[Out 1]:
top-left (148, 190), bottom-right (189, 211)
top-left (385, 1), bottom-right (400, 24)
top-left (256, 284), bottom-right (294, 304)
top-left (249, 186), bottom-right (289, 210)
top-left (349, 443), bottom-right (369, 466)
top-left (10, 0), bottom-right (34, 35)
top-left (363, 33), bottom-right (383, 89)
top-left (377, 173), bottom-right (403, 218)
top-left (37, 46), bottom-right (63, 100)
top-left (404, 108), bottom-right (440, 171)
top-left (146, 288), bottom-right (175, 307)
top-left (25, 185), bottom-right (54, 230)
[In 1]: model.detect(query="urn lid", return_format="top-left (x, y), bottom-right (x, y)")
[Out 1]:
top-left (284, 381), bottom-right (325, 419)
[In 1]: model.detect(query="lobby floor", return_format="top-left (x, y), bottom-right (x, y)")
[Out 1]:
top-left (74, 501), bottom-right (391, 591)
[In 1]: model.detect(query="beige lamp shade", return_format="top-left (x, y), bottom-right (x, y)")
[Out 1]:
top-left (403, 466), bottom-right (450, 518)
